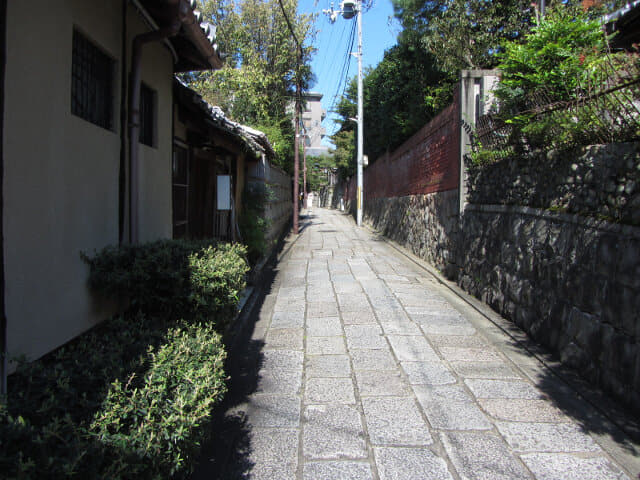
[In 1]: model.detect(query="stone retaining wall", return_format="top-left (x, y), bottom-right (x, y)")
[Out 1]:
top-left (360, 142), bottom-right (640, 412)
top-left (364, 190), bottom-right (459, 276)
top-left (455, 205), bottom-right (639, 412)
top-left (467, 142), bottom-right (640, 225)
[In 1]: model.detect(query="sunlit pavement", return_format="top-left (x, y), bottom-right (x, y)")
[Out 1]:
top-left (195, 207), bottom-right (639, 480)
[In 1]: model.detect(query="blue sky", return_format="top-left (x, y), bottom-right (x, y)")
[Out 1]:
top-left (297, 0), bottom-right (400, 147)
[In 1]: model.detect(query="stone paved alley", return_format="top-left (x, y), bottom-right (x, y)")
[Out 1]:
top-left (194, 208), bottom-right (640, 480)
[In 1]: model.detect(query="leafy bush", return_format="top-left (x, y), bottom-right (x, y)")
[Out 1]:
top-left (82, 239), bottom-right (248, 329)
top-left (239, 183), bottom-right (272, 265)
top-left (0, 239), bottom-right (249, 478)
top-left (473, 6), bottom-right (640, 161)
top-left (495, 7), bottom-right (606, 112)
top-left (0, 314), bottom-right (227, 479)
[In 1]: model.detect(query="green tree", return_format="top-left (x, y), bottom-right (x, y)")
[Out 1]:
top-left (187, 0), bottom-right (316, 173)
top-left (392, 0), bottom-right (535, 74)
top-left (305, 153), bottom-right (337, 192)
top-left (362, 37), bottom-right (451, 162)
top-left (330, 35), bottom-right (452, 171)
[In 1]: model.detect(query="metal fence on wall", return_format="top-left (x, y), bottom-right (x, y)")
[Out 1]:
top-left (474, 53), bottom-right (640, 160)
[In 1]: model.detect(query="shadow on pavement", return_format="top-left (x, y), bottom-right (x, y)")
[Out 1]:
top-left (190, 244), bottom-right (281, 479)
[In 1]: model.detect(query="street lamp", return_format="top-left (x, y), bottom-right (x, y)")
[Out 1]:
top-left (324, 0), bottom-right (364, 226)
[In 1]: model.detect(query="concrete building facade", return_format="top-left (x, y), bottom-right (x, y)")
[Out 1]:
top-left (301, 91), bottom-right (330, 157)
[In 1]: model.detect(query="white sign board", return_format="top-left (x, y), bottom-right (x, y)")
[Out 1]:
top-left (217, 175), bottom-right (231, 210)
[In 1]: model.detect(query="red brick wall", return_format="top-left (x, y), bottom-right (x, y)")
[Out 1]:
top-left (346, 91), bottom-right (460, 202)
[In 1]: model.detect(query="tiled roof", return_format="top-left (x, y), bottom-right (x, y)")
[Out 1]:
top-left (175, 78), bottom-right (275, 158)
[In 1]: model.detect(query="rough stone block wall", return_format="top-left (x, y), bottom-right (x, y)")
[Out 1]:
top-left (467, 142), bottom-right (640, 225)
top-left (455, 205), bottom-right (640, 413)
top-left (364, 190), bottom-right (459, 275)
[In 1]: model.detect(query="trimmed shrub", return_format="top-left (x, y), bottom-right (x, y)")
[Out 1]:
top-left (1, 315), bottom-right (227, 479)
top-left (239, 183), bottom-right (272, 265)
top-left (82, 239), bottom-right (249, 329)
top-left (1, 239), bottom-right (248, 478)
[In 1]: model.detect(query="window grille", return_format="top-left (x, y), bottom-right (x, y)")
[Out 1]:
top-left (71, 30), bottom-right (114, 129)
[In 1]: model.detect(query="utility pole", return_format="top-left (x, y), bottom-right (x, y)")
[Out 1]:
top-left (324, 0), bottom-right (364, 226)
top-left (355, 0), bottom-right (363, 226)
top-left (303, 132), bottom-right (308, 208)
top-left (293, 80), bottom-right (300, 234)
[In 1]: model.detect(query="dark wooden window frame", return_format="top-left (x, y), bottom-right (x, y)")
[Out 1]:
top-left (139, 82), bottom-right (157, 147)
top-left (172, 142), bottom-right (189, 238)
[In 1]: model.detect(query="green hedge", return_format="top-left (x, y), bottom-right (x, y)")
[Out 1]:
top-left (81, 239), bottom-right (249, 329)
top-left (1, 239), bottom-right (249, 478)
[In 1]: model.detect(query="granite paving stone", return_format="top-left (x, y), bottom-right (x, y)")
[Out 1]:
top-left (341, 310), bottom-right (377, 324)
top-left (450, 361), bottom-right (522, 379)
top-left (306, 336), bottom-right (347, 355)
top-left (264, 328), bottom-right (304, 350)
top-left (379, 319), bottom-right (422, 335)
top-left (260, 349), bottom-right (303, 371)
top-left (256, 368), bottom-right (302, 395)
top-left (465, 379), bottom-right (544, 399)
top-left (520, 453), bottom-right (630, 480)
top-left (307, 301), bottom-right (339, 317)
top-left (270, 311), bottom-right (304, 329)
top-left (273, 299), bottom-right (306, 313)
top-left (362, 397), bottom-right (433, 446)
top-left (374, 447), bottom-right (454, 480)
top-left (246, 428), bottom-right (299, 480)
top-left (351, 349), bottom-right (397, 370)
top-left (303, 462), bottom-right (374, 480)
top-left (401, 361), bottom-right (457, 385)
top-left (215, 209), bottom-right (635, 480)
top-left (305, 377), bottom-right (356, 404)
top-left (246, 395), bottom-right (301, 428)
top-left (413, 385), bottom-right (492, 430)
top-left (345, 325), bottom-right (388, 349)
top-left (303, 404), bottom-right (368, 459)
top-left (387, 335), bottom-right (440, 361)
top-left (337, 295), bottom-right (372, 311)
top-left (479, 399), bottom-right (570, 423)
top-left (440, 431), bottom-right (531, 480)
top-left (428, 334), bottom-right (490, 348)
top-left (355, 370), bottom-right (410, 396)
top-left (437, 346), bottom-right (503, 362)
top-left (307, 316), bottom-right (343, 336)
top-left (306, 354), bottom-right (352, 378)
top-left (495, 422), bottom-right (602, 453)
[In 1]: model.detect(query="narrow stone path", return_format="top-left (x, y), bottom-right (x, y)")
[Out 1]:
top-left (198, 208), bottom-right (638, 480)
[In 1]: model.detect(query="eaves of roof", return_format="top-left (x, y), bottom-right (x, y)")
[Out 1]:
top-left (135, 0), bottom-right (223, 72)
top-left (175, 78), bottom-right (276, 159)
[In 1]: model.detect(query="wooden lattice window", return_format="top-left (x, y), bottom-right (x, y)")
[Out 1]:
top-left (71, 29), bottom-right (114, 130)
top-left (172, 145), bottom-right (189, 238)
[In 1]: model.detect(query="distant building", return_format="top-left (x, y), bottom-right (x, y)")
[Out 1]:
top-left (301, 92), bottom-right (330, 157)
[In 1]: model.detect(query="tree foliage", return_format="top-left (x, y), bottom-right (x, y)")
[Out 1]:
top-left (304, 154), bottom-right (337, 192)
top-left (392, 0), bottom-right (535, 74)
top-left (472, 4), bottom-right (638, 162)
top-left (186, 0), bottom-right (316, 173)
top-left (330, 35), bottom-right (452, 173)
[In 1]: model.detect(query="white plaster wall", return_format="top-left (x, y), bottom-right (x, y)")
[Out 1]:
top-left (3, 0), bottom-right (174, 363)
top-left (129, 9), bottom-right (174, 242)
